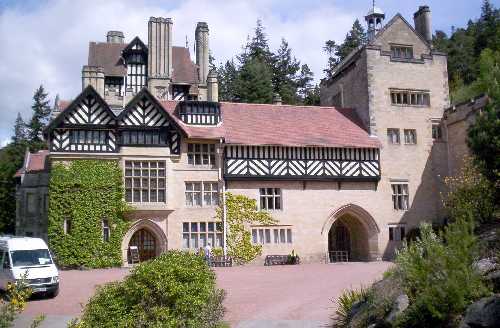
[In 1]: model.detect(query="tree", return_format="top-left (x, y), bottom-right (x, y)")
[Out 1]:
top-left (217, 60), bottom-right (238, 102)
top-left (323, 19), bottom-right (367, 80)
top-left (296, 64), bottom-right (315, 101)
top-left (467, 49), bottom-right (500, 193)
top-left (234, 57), bottom-right (274, 103)
top-left (12, 113), bottom-right (27, 144)
top-left (27, 85), bottom-right (51, 144)
top-left (271, 39), bottom-right (301, 104)
top-left (239, 19), bottom-right (273, 66)
top-left (216, 193), bottom-right (276, 264)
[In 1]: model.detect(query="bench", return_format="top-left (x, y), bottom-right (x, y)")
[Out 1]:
top-left (264, 255), bottom-right (300, 266)
top-left (211, 255), bottom-right (233, 267)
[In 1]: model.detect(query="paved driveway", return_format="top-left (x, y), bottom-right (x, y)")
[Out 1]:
top-left (15, 262), bottom-right (391, 328)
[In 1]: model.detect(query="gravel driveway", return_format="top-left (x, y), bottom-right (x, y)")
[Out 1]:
top-left (15, 262), bottom-right (391, 328)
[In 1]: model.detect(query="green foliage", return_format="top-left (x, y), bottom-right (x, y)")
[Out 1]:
top-left (332, 287), bottom-right (369, 328)
top-left (443, 158), bottom-right (496, 223)
top-left (27, 85), bottom-right (51, 143)
top-left (234, 57), bottom-right (274, 104)
top-left (216, 192), bottom-right (276, 264)
top-left (323, 19), bottom-right (366, 80)
top-left (394, 217), bottom-right (489, 327)
top-left (48, 160), bottom-right (130, 268)
top-left (71, 251), bottom-right (225, 328)
top-left (433, 0), bottom-right (500, 96)
top-left (217, 20), bottom-right (317, 105)
top-left (0, 274), bottom-right (36, 328)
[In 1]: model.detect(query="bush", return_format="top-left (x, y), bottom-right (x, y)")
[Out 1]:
top-left (331, 287), bottom-right (369, 328)
top-left (394, 216), bottom-right (489, 327)
top-left (71, 251), bottom-right (225, 328)
top-left (443, 157), bottom-right (496, 224)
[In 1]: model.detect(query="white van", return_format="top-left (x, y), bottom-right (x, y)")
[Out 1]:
top-left (0, 236), bottom-right (59, 297)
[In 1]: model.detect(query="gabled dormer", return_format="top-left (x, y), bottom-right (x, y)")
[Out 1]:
top-left (122, 37), bottom-right (148, 96)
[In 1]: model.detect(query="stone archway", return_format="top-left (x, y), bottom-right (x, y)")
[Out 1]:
top-left (121, 219), bottom-right (167, 266)
top-left (322, 204), bottom-right (380, 261)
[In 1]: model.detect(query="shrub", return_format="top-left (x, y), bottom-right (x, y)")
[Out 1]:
top-left (442, 158), bottom-right (495, 224)
top-left (331, 287), bottom-right (369, 328)
top-left (71, 251), bottom-right (225, 328)
top-left (394, 216), bottom-right (489, 327)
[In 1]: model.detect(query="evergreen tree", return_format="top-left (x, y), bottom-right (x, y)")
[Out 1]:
top-left (303, 85), bottom-right (321, 106)
top-left (217, 60), bottom-right (238, 101)
top-left (271, 39), bottom-right (301, 104)
top-left (12, 113), bottom-right (27, 144)
top-left (323, 19), bottom-right (367, 80)
top-left (27, 85), bottom-right (51, 143)
top-left (239, 19), bottom-right (273, 65)
top-left (296, 64), bottom-right (315, 102)
top-left (234, 58), bottom-right (274, 103)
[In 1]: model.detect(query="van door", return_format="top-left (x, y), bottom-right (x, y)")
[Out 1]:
top-left (0, 251), bottom-right (8, 290)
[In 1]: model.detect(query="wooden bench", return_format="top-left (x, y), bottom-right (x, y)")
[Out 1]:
top-left (264, 255), bottom-right (300, 266)
top-left (211, 255), bottom-right (233, 267)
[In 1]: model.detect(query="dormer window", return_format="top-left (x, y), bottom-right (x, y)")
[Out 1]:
top-left (122, 37), bottom-right (148, 96)
top-left (178, 101), bottom-right (221, 125)
top-left (391, 45), bottom-right (413, 59)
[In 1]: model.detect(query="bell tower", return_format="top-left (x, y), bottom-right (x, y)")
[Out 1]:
top-left (365, 1), bottom-right (385, 41)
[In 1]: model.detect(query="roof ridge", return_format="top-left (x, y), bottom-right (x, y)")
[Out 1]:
top-left (219, 101), bottom-right (352, 110)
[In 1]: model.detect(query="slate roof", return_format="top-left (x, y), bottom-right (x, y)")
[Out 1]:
top-left (88, 40), bottom-right (199, 84)
top-left (159, 101), bottom-right (380, 148)
top-left (14, 150), bottom-right (49, 177)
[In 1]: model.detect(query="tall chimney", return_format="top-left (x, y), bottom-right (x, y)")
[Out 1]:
top-left (414, 5), bottom-right (432, 44)
top-left (148, 17), bottom-right (173, 99)
top-left (106, 31), bottom-right (124, 44)
top-left (148, 17), bottom-right (173, 79)
top-left (195, 22), bottom-right (209, 84)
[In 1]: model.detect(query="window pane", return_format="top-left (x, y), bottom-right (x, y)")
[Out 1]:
top-left (265, 229), bottom-right (271, 243)
top-left (182, 234), bottom-right (190, 248)
top-left (280, 229), bottom-right (286, 243)
top-left (252, 230), bottom-right (258, 244)
top-left (287, 229), bottom-right (292, 243)
top-left (258, 229), bottom-right (264, 244)
top-left (274, 229), bottom-right (279, 243)
top-left (208, 222), bottom-right (214, 232)
top-left (200, 222), bottom-right (206, 232)
top-left (191, 222), bottom-right (198, 232)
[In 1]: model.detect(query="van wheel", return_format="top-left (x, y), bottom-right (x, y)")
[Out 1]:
top-left (48, 287), bottom-right (59, 298)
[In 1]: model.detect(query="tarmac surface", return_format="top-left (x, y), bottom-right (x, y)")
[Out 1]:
top-left (15, 261), bottom-right (392, 328)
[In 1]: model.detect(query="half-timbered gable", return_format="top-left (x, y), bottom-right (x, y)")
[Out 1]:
top-left (117, 89), bottom-right (184, 154)
top-left (47, 86), bottom-right (117, 153)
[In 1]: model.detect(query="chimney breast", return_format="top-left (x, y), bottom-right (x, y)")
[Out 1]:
top-left (414, 5), bottom-right (432, 44)
top-left (195, 22), bottom-right (210, 84)
top-left (106, 31), bottom-right (124, 44)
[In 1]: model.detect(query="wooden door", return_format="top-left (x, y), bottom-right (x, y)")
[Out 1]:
top-left (335, 224), bottom-right (351, 254)
top-left (129, 229), bottom-right (157, 262)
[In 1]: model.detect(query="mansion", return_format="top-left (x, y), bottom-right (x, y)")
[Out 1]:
top-left (15, 5), bottom-right (478, 265)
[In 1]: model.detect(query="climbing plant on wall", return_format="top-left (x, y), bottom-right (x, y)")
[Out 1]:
top-left (216, 192), bottom-right (276, 264)
top-left (48, 160), bottom-right (131, 268)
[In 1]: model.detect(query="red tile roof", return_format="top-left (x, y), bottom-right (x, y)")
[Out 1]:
top-left (14, 150), bottom-right (49, 177)
top-left (160, 101), bottom-right (380, 148)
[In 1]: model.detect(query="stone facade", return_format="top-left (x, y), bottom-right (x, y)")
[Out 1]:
top-left (16, 5), bottom-right (482, 266)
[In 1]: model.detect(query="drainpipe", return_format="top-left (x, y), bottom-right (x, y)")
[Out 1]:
top-left (218, 138), bottom-right (228, 257)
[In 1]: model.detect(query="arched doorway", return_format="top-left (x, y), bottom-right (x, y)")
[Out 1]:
top-left (128, 229), bottom-right (157, 263)
top-left (121, 219), bottom-right (168, 266)
top-left (323, 204), bottom-right (380, 262)
top-left (329, 221), bottom-right (351, 257)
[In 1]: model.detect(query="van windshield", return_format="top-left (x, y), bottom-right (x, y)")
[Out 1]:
top-left (10, 249), bottom-right (53, 267)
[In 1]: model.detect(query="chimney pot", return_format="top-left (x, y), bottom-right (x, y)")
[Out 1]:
top-left (106, 31), bottom-right (124, 44)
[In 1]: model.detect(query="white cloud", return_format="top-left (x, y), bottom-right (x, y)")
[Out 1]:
top-left (0, 0), bottom-right (357, 142)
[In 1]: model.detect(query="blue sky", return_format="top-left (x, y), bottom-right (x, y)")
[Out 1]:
top-left (0, 0), bottom-right (496, 145)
